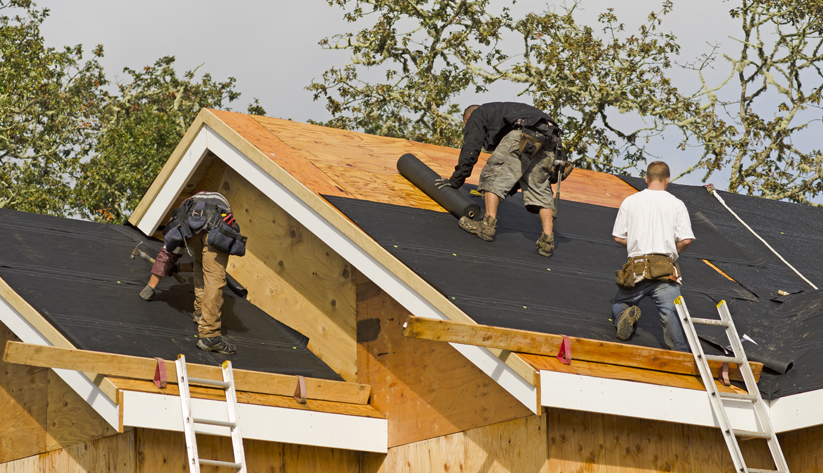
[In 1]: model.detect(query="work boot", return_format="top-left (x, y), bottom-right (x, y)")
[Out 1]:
top-left (615, 306), bottom-right (642, 341)
top-left (459, 214), bottom-right (497, 241)
top-left (535, 232), bottom-right (554, 257)
top-left (190, 310), bottom-right (202, 325)
top-left (197, 336), bottom-right (237, 355)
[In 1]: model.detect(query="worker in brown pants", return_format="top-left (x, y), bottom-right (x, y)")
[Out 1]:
top-left (140, 192), bottom-right (247, 355)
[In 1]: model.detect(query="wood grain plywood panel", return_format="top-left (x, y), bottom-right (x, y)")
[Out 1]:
top-left (136, 428), bottom-right (363, 473)
top-left (557, 169), bottom-right (638, 209)
top-left (0, 324), bottom-right (48, 463)
top-left (312, 161), bottom-right (445, 213)
top-left (250, 115), bottom-right (634, 211)
top-left (40, 430), bottom-right (135, 473)
top-left (208, 110), bottom-right (349, 198)
top-left (356, 273), bottom-right (532, 447)
top-left (547, 408), bottom-right (775, 472)
top-left (217, 167), bottom-right (358, 382)
top-left (383, 431), bottom-right (466, 473)
top-left (464, 415), bottom-right (549, 473)
top-left (45, 370), bottom-right (118, 452)
top-left (779, 424), bottom-right (823, 472)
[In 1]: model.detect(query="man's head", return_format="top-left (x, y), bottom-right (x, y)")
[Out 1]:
top-left (645, 161), bottom-right (671, 189)
top-left (463, 105), bottom-right (480, 125)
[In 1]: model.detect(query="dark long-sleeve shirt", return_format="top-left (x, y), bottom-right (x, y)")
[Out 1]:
top-left (448, 102), bottom-right (553, 187)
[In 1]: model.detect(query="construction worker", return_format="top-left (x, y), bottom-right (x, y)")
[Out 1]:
top-left (435, 102), bottom-right (572, 257)
top-left (611, 161), bottom-right (694, 351)
top-left (139, 191), bottom-right (247, 355)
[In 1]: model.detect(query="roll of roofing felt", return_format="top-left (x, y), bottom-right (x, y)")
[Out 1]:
top-left (397, 153), bottom-right (481, 221)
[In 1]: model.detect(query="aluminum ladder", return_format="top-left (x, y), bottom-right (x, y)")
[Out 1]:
top-left (674, 296), bottom-right (788, 473)
top-left (176, 355), bottom-right (247, 473)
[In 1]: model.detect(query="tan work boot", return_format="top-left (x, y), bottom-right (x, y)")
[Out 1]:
top-left (459, 214), bottom-right (497, 241)
top-left (615, 306), bottom-right (641, 340)
top-left (535, 232), bottom-right (554, 257)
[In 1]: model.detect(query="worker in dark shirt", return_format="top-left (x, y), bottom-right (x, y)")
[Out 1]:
top-left (435, 102), bottom-right (572, 257)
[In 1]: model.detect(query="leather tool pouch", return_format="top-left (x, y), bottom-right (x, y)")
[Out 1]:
top-left (615, 255), bottom-right (679, 288)
top-left (648, 255), bottom-right (675, 279)
top-left (615, 260), bottom-right (636, 289)
top-left (518, 129), bottom-right (545, 158)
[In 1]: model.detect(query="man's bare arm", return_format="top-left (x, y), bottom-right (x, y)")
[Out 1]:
top-left (676, 238), bottom-right (693, 254)
top-left (614, 236), bottom-right (627, 247)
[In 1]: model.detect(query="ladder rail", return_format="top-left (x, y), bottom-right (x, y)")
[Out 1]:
top-left (176, 356), bottom-right (202, 473)
top-left (223, 360), bottom-right (247, 473)
top-left (718, 302), bottom-right (790, 473)
top-left (177, 355), bottom-right (248, 473)
top-left (674, 297), bottom-right (748, 471)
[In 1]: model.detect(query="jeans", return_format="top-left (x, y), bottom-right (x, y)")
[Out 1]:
top-left (612, 280), bottom-right (688, 351)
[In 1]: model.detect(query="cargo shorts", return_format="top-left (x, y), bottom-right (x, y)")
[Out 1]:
top-left (477, 129), bottom-right (556, 212)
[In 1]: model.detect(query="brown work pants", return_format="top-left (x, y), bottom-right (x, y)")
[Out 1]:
top-left (190, 233), bottom-right (229, 339)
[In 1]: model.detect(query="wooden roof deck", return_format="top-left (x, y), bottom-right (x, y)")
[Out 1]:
top-left (209, 110), bottom-right (638, 212)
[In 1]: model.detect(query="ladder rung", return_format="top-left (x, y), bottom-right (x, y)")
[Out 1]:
top-left (704, 354), bottom-right (744, 364)
top-left (188, 377), bottom-right (231, 389)
top-left (690, 317), bottom-right (730, 327)
top-left (748, 469), bottom-right (785, 473)
top-left (718, 391), bottom-right (758, 401)
top-left (732, 429), bottom-right (772, 439)
top-left (199, 459), bottom-right (242, 469)
top-left (193, 417), bottom-right (237, 428)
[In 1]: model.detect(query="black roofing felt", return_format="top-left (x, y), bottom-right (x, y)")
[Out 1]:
top-left (325, 180), bottom-right (823, 400)
top-left (0, 208), bottom-right (342, 381)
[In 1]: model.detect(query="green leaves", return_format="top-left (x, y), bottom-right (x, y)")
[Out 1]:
top-left (73, 57), bottom-right (241, 223)
top-left (0, 1), bottom-right (257, 222)
top-left (309, 0), bottom-right (712, 174)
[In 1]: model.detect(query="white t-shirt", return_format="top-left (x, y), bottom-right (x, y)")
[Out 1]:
top-left (612, 189), bottom-right (695, 261)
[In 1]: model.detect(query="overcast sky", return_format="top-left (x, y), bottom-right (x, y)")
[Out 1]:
top-left (38, 0), bottom-right (743, 186)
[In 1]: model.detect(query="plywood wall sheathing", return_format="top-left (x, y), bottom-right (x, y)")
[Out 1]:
top-left (216, 166), bottom-right (358, 381)
top-left (355, 270), bottom-right (533, 447)
top-left (0, 324), bottom-right (117, 464)
top-left (135, 428), bottom-right (362, 473)
top-left (547, 408), bottom-right (776, 472)
top-left (363, 415), bottom-right (549, 473)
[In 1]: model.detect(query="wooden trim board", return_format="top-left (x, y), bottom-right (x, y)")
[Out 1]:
top-left (0, 280), bottom-right (119, 430)
top-left (4, 341), bottom-right (370, 405)
top-left (129, 119), bottom-right (539, 413)
top-left (109, 378), bottom-right (383, 418)
top-left (403, 316), bottom-right (762, 382)
top-left (120, 390), bottom-right (388, 453)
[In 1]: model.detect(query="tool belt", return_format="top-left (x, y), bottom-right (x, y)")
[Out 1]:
top-left (615, 254), bottom-right (681, 289)
top-left (514, 119), bottom-right (563, 158)
top-left (162, 198), bottom-right (247, 257)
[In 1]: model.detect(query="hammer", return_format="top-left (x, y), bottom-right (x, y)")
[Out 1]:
top-left (131, 243), bottom-right (186, 283)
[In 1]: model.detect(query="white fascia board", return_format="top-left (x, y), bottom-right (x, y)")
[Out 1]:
top-left (121, 390), bottom-right (388, 453)
top-left (0, 296), bottom-right (119, 430)
top-left (134, 126), bottom-right (539, 414)
top-left (769, 388), bottom-right (823, 433)
top-left (541, 370), bottom-right (764, 431)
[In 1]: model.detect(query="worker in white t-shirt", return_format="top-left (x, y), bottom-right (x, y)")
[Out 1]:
top-left (611, 161), bottom-right (695, 351)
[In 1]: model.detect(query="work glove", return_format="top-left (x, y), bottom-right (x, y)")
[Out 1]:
top-left (435, 178), bottom-right (458, 190)
top-left (139, 284), bottom-right (155, 301)
top-left (549, 161), bottom-right (574, 184)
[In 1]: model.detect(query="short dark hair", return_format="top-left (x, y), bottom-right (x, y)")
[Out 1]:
top-left (463, 105), bottom-right (480, 122)
top-left (647, 161), bottom-right (670, 182)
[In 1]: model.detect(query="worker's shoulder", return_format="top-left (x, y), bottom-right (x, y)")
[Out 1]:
top-left (622, 189), bottom-right (684, 207)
